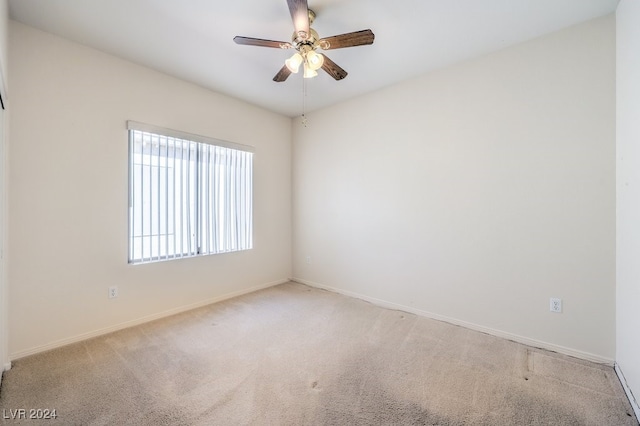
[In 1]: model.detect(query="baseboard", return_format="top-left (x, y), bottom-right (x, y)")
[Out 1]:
top-left (615, 363), bottom-right (640, 421)
top-left (10, 278), bottom-right (289, 361)
top-left (292, 277), bottom-right (614, 366)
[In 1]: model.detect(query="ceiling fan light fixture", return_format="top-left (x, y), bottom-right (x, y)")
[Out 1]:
top-left (306, 50), bottom-right (324, 71)
top-left (285, 52), bottom-right (303, 73)
top-left (303, 62), bottom-right (318, 79)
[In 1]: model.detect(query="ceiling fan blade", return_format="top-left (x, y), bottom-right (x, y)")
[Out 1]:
top-left (318, 29), bottom-right (375, 50)
top-left (321, 55), bottom-right (348, 81)
top-left (287, 0), bottom-right (310, 41)
top-left (234, 36), bottom-right (292, 49)
top-left (273, 65), bottom-right (293, 82)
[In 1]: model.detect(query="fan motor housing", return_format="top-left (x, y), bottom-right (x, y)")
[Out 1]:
top-left (292, 28), bottom-right (320, 48)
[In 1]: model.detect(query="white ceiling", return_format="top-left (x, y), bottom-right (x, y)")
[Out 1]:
top-left (9, 0), bottom-right (619, 117)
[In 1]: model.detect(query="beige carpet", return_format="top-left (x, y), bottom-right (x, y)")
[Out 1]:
top-left (0, 282), bottom-right (637, 425)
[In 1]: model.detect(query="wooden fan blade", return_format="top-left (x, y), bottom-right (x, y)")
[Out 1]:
top-left (234, 36), bottom-right (292, 49)
top-left (321, 55), bottom-right (348, 81)
top-left (318, 29), bottom-right (375, 50)
top-left (287, 0), bottom-right (310, 41)
top-left (273, 65), bottom-right (293, 82)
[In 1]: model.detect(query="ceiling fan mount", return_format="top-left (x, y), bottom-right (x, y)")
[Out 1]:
top-left (234, 0), bottom-right (374, 82)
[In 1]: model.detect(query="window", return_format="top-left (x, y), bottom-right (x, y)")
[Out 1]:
top-left (128, 121), bottom-right (253, 264)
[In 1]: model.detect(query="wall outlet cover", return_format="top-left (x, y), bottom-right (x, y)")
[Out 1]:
top-left (550, 297), bottom-right (562, 313)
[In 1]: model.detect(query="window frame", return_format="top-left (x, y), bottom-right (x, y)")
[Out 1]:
top-left (127, 121), bottom-right (254, 264)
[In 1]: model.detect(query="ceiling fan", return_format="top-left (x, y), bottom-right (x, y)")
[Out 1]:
top-left (234, 0), bottom-right (375, 82)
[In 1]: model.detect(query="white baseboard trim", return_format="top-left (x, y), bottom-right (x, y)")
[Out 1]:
top-left (10, 279), bottom-right (289, 361)
top-left (292, 277), bottom-right (614, 366)
top-left (615, 363), bottom-right (640, 421)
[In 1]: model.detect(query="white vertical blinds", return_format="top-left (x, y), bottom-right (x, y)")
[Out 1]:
top-left (127, 122), bottom-right (253, 264)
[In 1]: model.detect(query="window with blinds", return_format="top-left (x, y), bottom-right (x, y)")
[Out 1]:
top-left (127, 122), bottom-right (253, 264)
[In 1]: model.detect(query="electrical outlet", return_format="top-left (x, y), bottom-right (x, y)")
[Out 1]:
top-left (109, 286), bottom-right (118, 299)
top-left (550, 297), bottom-right (562, 313)
top-left (305, 255), bottom-right (311, 264)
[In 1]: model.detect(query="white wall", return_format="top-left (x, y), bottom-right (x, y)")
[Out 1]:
top-left (8, 21), bottom-right (292, 358)
top-left (616, 0), bottom-right (640, 415)
top-left (0, 0), bottom-right (8, 383)
top-left (0, 0), bottom-right (5, 88)
top-left (293, 15), bottom-right (616, 362)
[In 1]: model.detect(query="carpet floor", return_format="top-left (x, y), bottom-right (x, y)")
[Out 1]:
top-left (0, 282), bottom-right (637, 425)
